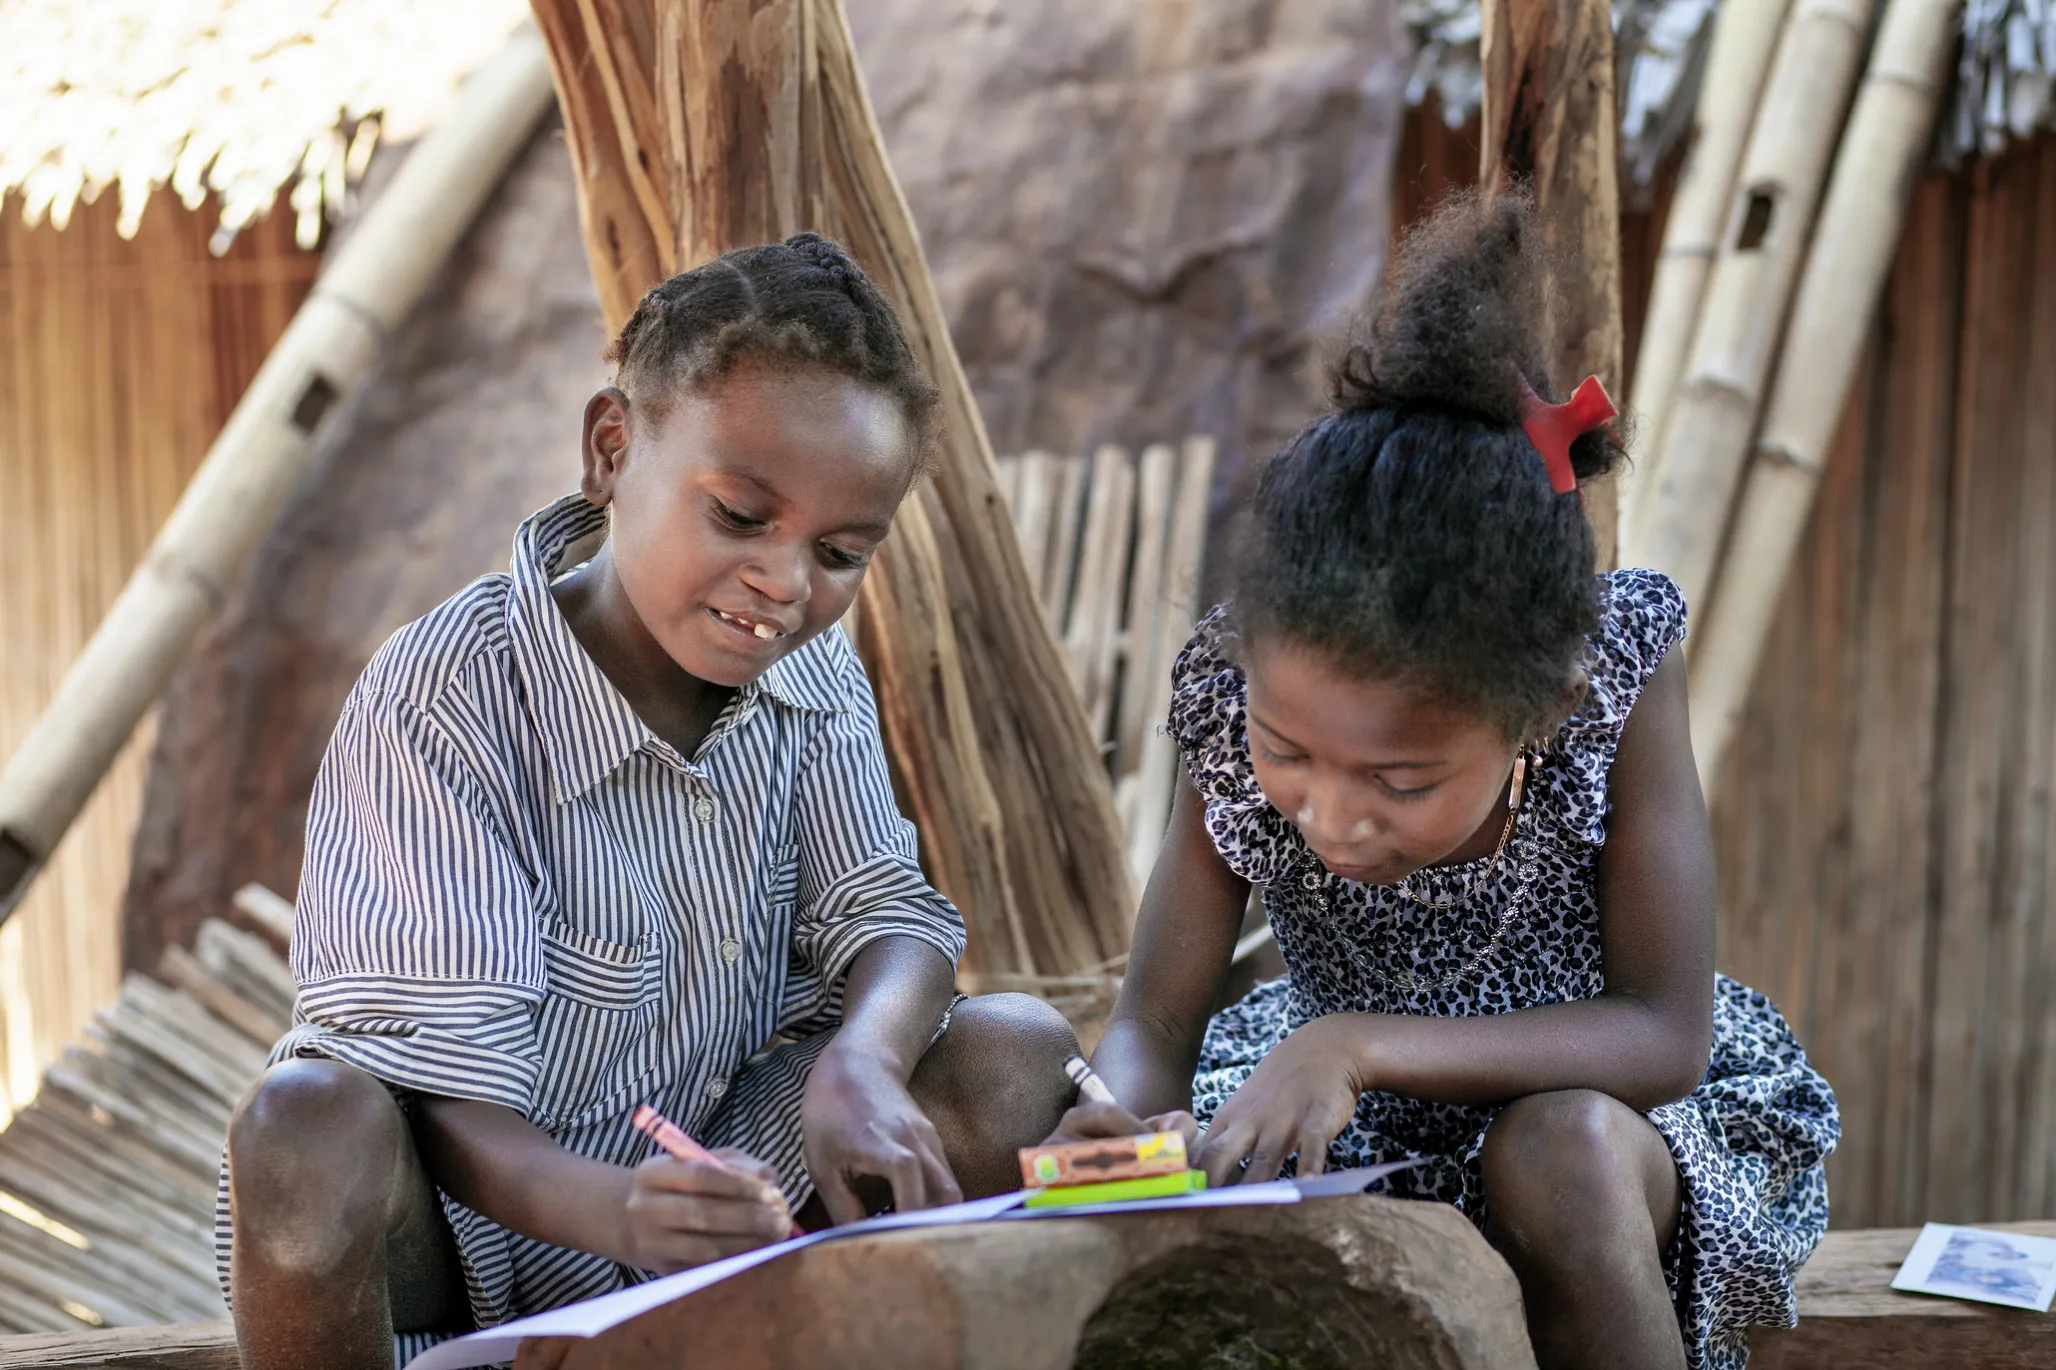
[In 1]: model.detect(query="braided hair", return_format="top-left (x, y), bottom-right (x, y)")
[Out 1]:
top-left (1233, 190), bottom-right (1627, 742)
top-left (604, 232), bottom-right (939, 466)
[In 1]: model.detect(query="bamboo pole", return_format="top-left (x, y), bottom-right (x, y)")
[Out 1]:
top-left (0, 28), bottom-right (557, 923)
top-left (1478, 0), bottom-right (1623, 567)
top-left (1621, 0), bottom-right (1880, 617)
top-left (1617, 0), bottom-right (1794, 541)
top-left (528, 0), bottom-right (1136, 978)
top-left (1687, 0), bottom-right (1959, 801)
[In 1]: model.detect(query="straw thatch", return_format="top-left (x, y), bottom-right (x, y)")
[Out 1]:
top-left (1953, 0), bottom-right (2056, 155)
top-left (0, 0), bottom-right (527, 249)
top-left (1409, 0), bottom-right (2056, 173)
top-left (1407, 0), bottom-right (1720, 185)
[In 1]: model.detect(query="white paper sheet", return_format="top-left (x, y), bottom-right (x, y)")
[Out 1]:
top-left (1290, 1157), bottom-right (1428, 1197)
top-left (403, 1192), bottom-right (1030, 1370)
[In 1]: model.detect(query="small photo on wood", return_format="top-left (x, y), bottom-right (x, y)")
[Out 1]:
top-left (1890, 1223), bottom-right (2056, 1312)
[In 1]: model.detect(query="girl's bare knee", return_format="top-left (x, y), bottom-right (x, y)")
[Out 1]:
top-left (912, 992), bottom-right (1078, 1194)
top-left (1481, 1089), bottom-right (1674, 1258)
top-left (228, 1059), bottom-right (409, 1273)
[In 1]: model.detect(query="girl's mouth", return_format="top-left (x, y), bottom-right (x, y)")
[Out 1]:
top-left (708, 607), bottom-right (790, 642)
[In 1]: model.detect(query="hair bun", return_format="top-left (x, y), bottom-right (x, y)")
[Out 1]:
top-left (1328, 190), bottom-right (1622, 483)
top-left (1332, 190), bottom-right (1548, 428)
top-left (785, 231), bottom-right (864, 288)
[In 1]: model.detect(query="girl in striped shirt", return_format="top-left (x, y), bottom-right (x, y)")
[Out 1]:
top-left (219, 235), bottom-right (1080, 1370)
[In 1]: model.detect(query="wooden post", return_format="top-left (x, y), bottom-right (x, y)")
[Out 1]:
top-left (527, 0), bottom-right (1135, 980)
top-left (1478, 0), bottom-right (1623, 568)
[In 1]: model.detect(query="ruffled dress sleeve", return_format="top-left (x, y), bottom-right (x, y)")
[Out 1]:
top-left (1164, 604), bottom-right (1308, 887)
top-left (1547, 568), bottom-right (1690, 845)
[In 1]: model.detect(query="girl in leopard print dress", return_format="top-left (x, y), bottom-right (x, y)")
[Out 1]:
top-left (1052, 193), bottom-right (1838, 1370)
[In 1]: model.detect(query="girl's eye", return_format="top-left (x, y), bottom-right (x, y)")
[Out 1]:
top-left (820, 542), bottom-right (870, 570)
top-left (713, 500), bottom-right (765, 531)
top-left (1255, 743), bottom-right (1304, 767)
top-left (1377, 778), bottom-right (1437, 801)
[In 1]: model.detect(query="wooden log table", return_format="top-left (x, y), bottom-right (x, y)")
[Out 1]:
top-left (514, 1195), bottom-right (1532, 1370)
top-left (9, 1214), bottom-right (2056, 1368)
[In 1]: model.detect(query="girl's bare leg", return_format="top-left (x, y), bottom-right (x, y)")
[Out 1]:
top-left (228, 1058), bottom-right (469, 1370)
top-left (1480, 1088), bottom-right (1687, 1370)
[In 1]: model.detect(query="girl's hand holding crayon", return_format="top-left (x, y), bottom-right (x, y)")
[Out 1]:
top-left (618, 1146), bottom-right (795, 1274)
top-left (1044, 1099), bottom-right (1203, 1155)
top-left (1192, 1014), bottom-right (1368, 1186)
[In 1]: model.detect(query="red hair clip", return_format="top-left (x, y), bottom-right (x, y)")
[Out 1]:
top-left (1518, 375), bottom-right (1616, 495)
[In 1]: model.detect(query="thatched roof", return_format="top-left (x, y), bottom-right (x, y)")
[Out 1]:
top-left (1955, 0), bottom-right (2056, 157)
top-left (1405, 0), bottom-right (1718, 184)
top-left (1406, 0), bottom-right (2056, 174)
top-left (0, 0), bottom-right (528, 251)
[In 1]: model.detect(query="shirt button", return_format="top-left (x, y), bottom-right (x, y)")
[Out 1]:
top-left (692, 797), bottom-right (715, 822)
top-left (705, 1078), bottom-right (728, 1099)
top-left (719, 937), bottom-right (742, 964)
top-left (1301, 872), bottom-right (1322, 890)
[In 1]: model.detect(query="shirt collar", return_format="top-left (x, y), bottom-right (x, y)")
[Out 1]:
top-left (505, 495), bottom-right (847, 805)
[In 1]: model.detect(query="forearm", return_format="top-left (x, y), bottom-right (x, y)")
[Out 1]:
top-left (1347, 992), bottom-right (1711, 1112)
top-left (829, 936), bottom-right (957, 1079)
top-left (1092, 1010), bottom-right (1205, 1117)
top-left (414, 1097), bottom-right (634, 1261)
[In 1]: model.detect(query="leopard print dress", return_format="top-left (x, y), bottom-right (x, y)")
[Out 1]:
top-left (1170, 569), bottom-right (1839, 1370)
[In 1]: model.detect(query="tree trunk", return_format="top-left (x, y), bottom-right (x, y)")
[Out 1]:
top-left (527, 0), bottom-right (1135, 980)
top-left (1479, 0), bottom-right (1623, 569)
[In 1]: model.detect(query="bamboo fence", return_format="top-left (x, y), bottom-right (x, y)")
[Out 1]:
top-left (1618, 0), bottom-right (1792, 536)
top-left (1688, 0), bottom-right (1964, 794)
top-left (994, 439), bottom-right (1218, 888)
top-left (1623, 0), bottom-right (1882, 615)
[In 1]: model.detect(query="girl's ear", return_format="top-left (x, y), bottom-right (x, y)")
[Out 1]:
top-left (580, 387), bottom-right (633, 506)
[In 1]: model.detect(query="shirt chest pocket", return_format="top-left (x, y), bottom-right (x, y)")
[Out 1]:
top-left (533, 919), bottom-right (661, 1131)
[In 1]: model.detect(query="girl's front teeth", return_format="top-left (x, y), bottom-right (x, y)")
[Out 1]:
top-left (718, 610), bottom-right (780, 639)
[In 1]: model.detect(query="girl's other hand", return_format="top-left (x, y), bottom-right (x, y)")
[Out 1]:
top-left (1194, 1014), bottom-right (1367, 1186)
top-left (803, 1046), bottom-right (962, 1225)
top-left (1043, 1101), bottom-right (1203, 1156)
top-left (619, 1148), bottom-right (791, 1273)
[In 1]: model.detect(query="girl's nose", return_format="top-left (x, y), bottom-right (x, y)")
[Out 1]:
top-left (1293, 789), bottom-right (1377, 850)
top-left (742, 541), bottom-right (812, 605)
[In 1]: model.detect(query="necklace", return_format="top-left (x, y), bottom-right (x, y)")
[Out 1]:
top-left (1304, 830), bottom-right (1542, 993)
top-left (1391, 752), bottom-right (1531, 910)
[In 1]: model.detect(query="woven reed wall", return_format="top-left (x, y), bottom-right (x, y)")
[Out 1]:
top-left (0, 195), bottom-right (315, 1120)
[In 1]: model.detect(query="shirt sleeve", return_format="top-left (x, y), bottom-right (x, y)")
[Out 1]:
top-left (286, 685), bottom-right (547, 1115)
top-left (778, 638), bottom-right (967, 1029)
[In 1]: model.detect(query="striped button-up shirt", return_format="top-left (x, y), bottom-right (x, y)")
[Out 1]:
top-left (239, 494), bottom-right (964, 1325)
